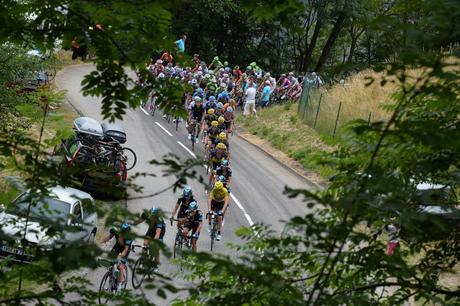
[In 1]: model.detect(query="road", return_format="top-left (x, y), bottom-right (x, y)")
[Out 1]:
top-left (56, 64), bottom-right (317, 303)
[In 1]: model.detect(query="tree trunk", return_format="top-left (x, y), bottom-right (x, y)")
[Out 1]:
top-left (303, 15), bottom-right (322, 72)
top-left (314, 10), bottom-right (347, 72)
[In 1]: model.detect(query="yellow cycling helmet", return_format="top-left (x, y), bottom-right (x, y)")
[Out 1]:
top-left (211, 120), bottom-right (218, 127)
top-left (216, 142), bottom-right (227, 150)
top-left (208, 108), bottom-right (215, 115)
top-left (214, 181), bottom-right (224, 190)
top-left (218, 132), bottom-right (226, 140)
top-left (218, 116), bottom-right (225, 124)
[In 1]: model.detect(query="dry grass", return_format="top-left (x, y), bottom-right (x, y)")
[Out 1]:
top-left (303, 69), bottom-right (396, 135)
top-left (304, 56), bottom-right (460, 136)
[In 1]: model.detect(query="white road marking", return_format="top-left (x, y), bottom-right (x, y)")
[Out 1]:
top-left (230, 194), bottom-right (254, 226)
top-left (140, 105), bottom-right (149, 116)
top-left (155, 121), bottom-right (173, 137)
top-left (177, 141), bottom-right (197, 158)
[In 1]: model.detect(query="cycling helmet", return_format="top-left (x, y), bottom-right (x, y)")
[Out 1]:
top-left (194, 96), bottom-right (202, 102)
top-left (221, 159), bottom-right (229, 167)
top-left (213, 56), bottom-right (219, 61)
top-left (217, 102), bottom-right (224, 109)
top-left (158, 73), bottom-right (165, 78)
top-left (150, 207), bottom-right (159, 214)
top-left (265, 80), bottom-right (270, 85)
top-left (224, 61), bottom-right (228, 66)
top-left (211, 120), bottom-right (219, 127)
top-left (225, 67), bottom-right (231, 72)
top-left (187, 201), bottom-right (198, 212)
top-left (183, 186), bottom-right (192, 197)
top-left (289, 72), bottom-right (294, 76)
top-left (209, 96), bottom-right (216, 101)
top-left (281, 73), bottom-right (286, 77)
top-left (227, 107), bottom-right (233, 113)
top-left (156, 59), bottom-right (162, 64)
top-left (208, 108), bottom-right (215, 115)
top-left (265, 72), bottom-right (271, 77)
top-left (218, 175), bottom-right (226, 182)
top-left (218, 116), bottom-right (225, 124)
top-left (246, 66), bottom-right (252, 71)
top-left (234, 65), bottom-right (240, 70)
top-left (220, 82), bottom-right (226, 88)
top-left (214, 181), bottom-right (224, 190)
top-left (121, 222), bottom-right (130, 231)
top-left (219, 132), bottom-right (226, 140)
top-left (216, 143), bottom-right (227, 150)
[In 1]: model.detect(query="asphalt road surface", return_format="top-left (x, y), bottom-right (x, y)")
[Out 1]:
top-left (56, 64), bottom-right (317, 304)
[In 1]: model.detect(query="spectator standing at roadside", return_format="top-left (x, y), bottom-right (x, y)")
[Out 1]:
top-left (71, 36), bottom-right (86, 60)
top-left (243, 79), bottom-right (257, 117)
top-left (175, 34), bottom-right (187, 53)
top-left (260, 80), bottom-right (272, 109)
top-left (160, 50), bottom-right (173, 66)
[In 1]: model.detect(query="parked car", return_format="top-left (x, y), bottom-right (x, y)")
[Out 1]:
top-left (54, 117), bottom-right (136, 198)
top-left (0, 186), bottom-right (97, 262)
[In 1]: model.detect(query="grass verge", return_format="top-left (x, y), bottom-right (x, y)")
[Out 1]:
top-left (237, 102), bottom-right (336, 180)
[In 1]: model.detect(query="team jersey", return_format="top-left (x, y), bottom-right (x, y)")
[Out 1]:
top-left (176, 195), bottom-right (196, 216)
top-left (210, 187), bottom-right (229, 202)
top-left (110, 227), bottom-right (133, 247)
top-left (223, 111), bottom-right (234, 123)
top-left (215, 166), bottom-right (232, 180)
top-left (141, 212), bottom-right (166, 237)
top-left (210, 149), bottom-right (228, 164)
top-left (206, 82), bottom-right (217, 93)
top-left (190, 104), bottom-right (205, 120)
top-left (213, 138), bottom-right (229, 149)
top-left (207, 127), bottom-right (220, 141)
top-left (204, 113), bottom-right (218, 125)
top-left (205, 101), bottom-right (217, 111)
top-left (186, 210), bottom-right (203, 226)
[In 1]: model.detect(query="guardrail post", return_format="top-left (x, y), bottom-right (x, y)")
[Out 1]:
top-left (332, 101), bottom-right (342, 138)
top-left (313, 93), bottom-right (323, 129)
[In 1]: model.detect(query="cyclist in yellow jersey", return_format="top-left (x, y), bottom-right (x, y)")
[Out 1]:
top-left (206, 120), bottom-right (221, 150)
top-left (207, 181), bottom-right (229, 241)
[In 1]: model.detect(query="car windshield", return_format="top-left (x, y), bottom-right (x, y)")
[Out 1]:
top-left (8, 194), bottom-right (71, 224)
top-left (416, 188), bottom-right (451, 206)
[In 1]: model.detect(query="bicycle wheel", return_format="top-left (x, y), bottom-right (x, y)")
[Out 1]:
top-left (173, 234), bottom-right (182, 258)
top-left (122, 147), bottom-right (137, 170)
top-left (132, 256), bottom-right (147, 289)
top-left (210, 229), bottom-right (215, 252)
top-left (98, 271), bottom-right (113, 304)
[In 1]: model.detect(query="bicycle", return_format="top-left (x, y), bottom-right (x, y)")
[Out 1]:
top-left (207, 211), bottom-right (219, 251)
top-left (188, 119), bottom-right (197, 151)
top-left (131, 244), bottom-right (158, 289)
top-left (98, 258), bottom-right (129, 304)
top-left (171, 219), bottom-right (192, 258)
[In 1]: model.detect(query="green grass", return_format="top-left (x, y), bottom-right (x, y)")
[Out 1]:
top-left (237, 103), bottom-right (337, 179)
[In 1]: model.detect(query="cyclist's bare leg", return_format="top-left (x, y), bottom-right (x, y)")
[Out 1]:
top-left (118, 262), bottom-right (127, 285)
top-left (191, 236), bottom-right (197, 251)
